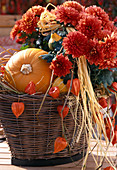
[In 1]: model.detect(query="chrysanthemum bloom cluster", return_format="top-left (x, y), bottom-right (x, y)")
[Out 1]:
top-left (62, 31), bottom-right (89, 58)
top-left (54, 1), bottom-right (85, 27)
top-left (10, 1), bottom-right (117, 75)
top-left (86, 39), bottom-right (104, 66)
top-left (63, 1), bottom-right (84, 12)
top-left (53, 2), bottom-right (117, 70)
top-left (99, 34), bottom-right (117, 69)
top-left (10, 20), bottom-right (22, 41)
top-left (49, 54), bottom-right (73, 77)
top-left (85, 6), bottom-right (110, 28)
top-left (76, 15), bottom-right (102, 39)
top-left (55, 6), bottom-right (81, 27)
top-left (10, 5), bottom-right (44, 42)
top-left (20, 10), bottom-right (38, 34)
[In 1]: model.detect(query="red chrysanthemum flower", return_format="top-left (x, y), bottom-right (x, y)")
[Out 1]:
top-left (28, 5), bottom-right (45, 16)
top-left (10, 5), bottom-right (44, 38)
top-left (49, 54), bottom-right (73, 77)
top-left (55, 5), bottom-right (80, 26)
top-left (85, 6), bottom-right (110, 28)
top-left (16, 32), bottom-right (27, 44)
top-left (86, 39), bottom-right (104, 65)
top-left (76, 15), bottom-right (102, 39)
top-left (100, 33), bottom-right (117, 60)
top-left (99, 57), bottom-right (117, 69)
top-left (96, 29), bottom-right (112, 40)
top-left (10, 20), bottom-right (22, 40)
top-left (20, 10), bottom-right (38, 34)
top-left (62, 31), bottom-right (89, 58)
top-left (114, 27), bottom-right (117, 35)
top-left (104, 21), bottom-right (115, 32)
top-left (75, 12), bottom-right (90, 29)
top-left (63, 1), bottom-right (84, 12)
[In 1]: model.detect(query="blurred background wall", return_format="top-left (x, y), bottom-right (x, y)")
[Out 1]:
top-left (0, 0), bottom-right (117, 20)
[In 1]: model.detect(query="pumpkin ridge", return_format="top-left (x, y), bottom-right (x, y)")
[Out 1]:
top-left (37, 80), bottom-right (50, 92)
top-left (4, 48), bottom-right (52, 93)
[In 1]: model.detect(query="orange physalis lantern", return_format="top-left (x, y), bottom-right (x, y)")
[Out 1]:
top-left (53, 137), bottom-right (68, 153)
top-left (11, 102), bottom-right (24, 118)
top-left (57, 105), bottom-right (69, 119)
top-left (67, 78), bottom-right (80, 96)
top-left (25, 81), bottom-right (36, 95)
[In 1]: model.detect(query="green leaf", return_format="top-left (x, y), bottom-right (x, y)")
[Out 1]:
top-left (98, 69), bottom-right (114, 87)
top-left (89, 64), bottom-right (114, 89)
top-left (51, 39), bottom-right (62, 51)
top-left (40, 53), bottom-right (55, 63)
top-left (20, 44), bottom-right (29, 50)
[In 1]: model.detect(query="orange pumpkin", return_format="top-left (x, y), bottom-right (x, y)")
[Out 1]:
top-left (52, 77), bottom-right (68, 93)
top-left (4, 48), bottom-right (52, 94)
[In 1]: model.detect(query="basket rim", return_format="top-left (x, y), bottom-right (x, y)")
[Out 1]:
top-left (0, 91), bottom-right (68, 100)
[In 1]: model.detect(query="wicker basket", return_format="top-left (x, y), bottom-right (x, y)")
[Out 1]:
top-left (0, 48), bottom-right (87, 166)
top-left (0, 91), bottom-right (87, 166)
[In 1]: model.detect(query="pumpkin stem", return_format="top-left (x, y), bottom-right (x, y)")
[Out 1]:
top-left (20, 64), bottom-right (32, 75)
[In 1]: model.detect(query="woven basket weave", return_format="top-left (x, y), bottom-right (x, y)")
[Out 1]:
top-left (0, 48), bottom-right (87, 165)
top-left (0, 92), bottom-right (87, 161)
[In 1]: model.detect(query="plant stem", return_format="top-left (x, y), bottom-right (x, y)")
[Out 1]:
top-left (36, 70), bottom-right (54, 122)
